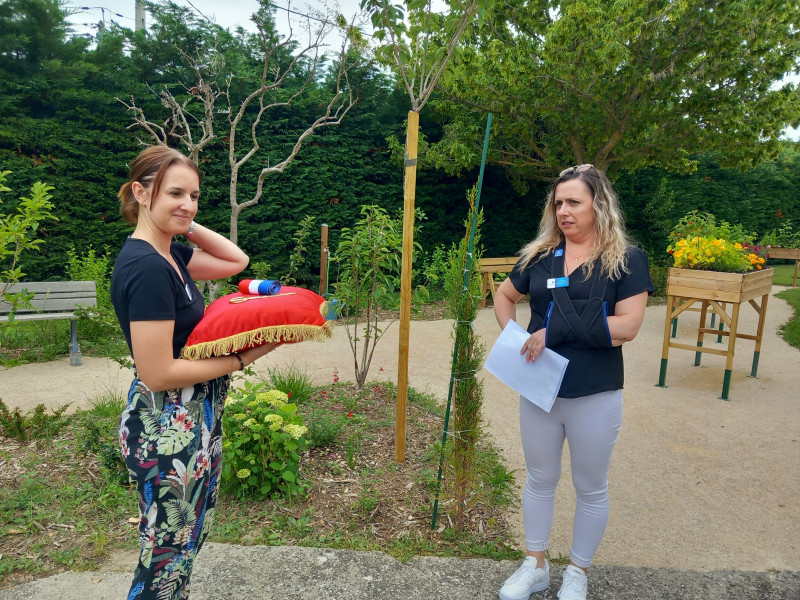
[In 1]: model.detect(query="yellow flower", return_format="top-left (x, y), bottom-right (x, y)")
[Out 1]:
top-left (282, 423), bottom-right (308, 440)
top-left (236, 468), bottom-right (251, 479)
top-left (256, 389), bottom-right (289, 409)
top-left (264, 414), bottom-right (283, 431)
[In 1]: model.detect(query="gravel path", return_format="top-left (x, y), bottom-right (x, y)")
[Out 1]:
top-left (2, 287), bottom-right (797, 572)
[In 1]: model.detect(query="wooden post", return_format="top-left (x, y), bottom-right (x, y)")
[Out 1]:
top-left (748, 294), bottom-right (769, 378)
top-left (695, 301), bottom-right (708, 366)
top-left (319, 223), bottom-right (329, 297)
top-left (657, 294), bottom-right (675, 387)
top-left (720, 301), bottom-right (741, 400)
top-left (395, 110), bottom-right (419, 463)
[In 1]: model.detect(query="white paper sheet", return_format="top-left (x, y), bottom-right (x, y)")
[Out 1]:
top-left (484, 319), bottom-right (569, 413)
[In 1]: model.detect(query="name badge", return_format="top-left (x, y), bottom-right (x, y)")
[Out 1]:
top-left (547, 277), bottom-right (570, 289)
top-left (554, 249), bottom-right (564, 257)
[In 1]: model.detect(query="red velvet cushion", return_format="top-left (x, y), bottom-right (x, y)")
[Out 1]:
top-left (180, 286), bottom-right (332, 360)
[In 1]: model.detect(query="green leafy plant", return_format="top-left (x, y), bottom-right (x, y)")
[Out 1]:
top-left (667, 210), bottom-right (718, 241)
top-left (668, 236), bottom-right (767, 272)
top-left (667, 211), bottom-right (767, 273)
top-left (345, 430), bottom-right (362, 469)
top-left (302, 406), bottom-right (345, 448)
top-left (0, 170), bottom-right (56, 319)
top-left (355, 481), bottom-right (382, 516)
top-left (66, 246), bottom-right (112, 306)
top-left (73, 396), bottom-right (128, 486)
top-left (281, 215), bottom-right (315, 286)
top-left (648, 259), bottom-right (670, 298)
top-left (221, 382), bottom-right (310, 501)
top-left (668, 210), bottom-right (757, 247)
top-left (419, 243), bottom-right (449, 297)
top-left (65, 245), bottom-right (129, 359)
top-left (262, 362), bottom-right (315, 405)
top-left (250, 261), bottom-right (272, 279)
top-left (333, 205), bottom-right (421, 387)
top-left (443, 187), bottom-right (486, 530)
top-left (0, 319), bottom-right (71, 367)
top-left (761, 222), bottom-right (800, 248)
top-left (0, 398), bottom-right (71, 444)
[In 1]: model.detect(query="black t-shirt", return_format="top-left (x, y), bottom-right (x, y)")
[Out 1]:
top-left (111, 238), bottom-right (204, 360)
top-left (509, 243), bottom-right (655, 398)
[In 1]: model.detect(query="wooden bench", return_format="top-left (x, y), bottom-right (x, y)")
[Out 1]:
top-left (0, 281), bottom-right (97, 366)
top-left (767, 247), bottom-right (800, 286)
top-left (479, 257), bottom-right (519, 308)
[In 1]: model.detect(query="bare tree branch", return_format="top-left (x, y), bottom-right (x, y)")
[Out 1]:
top-left (121, 11), bottom-right (360, 252)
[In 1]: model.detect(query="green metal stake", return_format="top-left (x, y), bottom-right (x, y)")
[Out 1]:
top-left (671, 317), bottom-right (678, 338)
top-left (720, 369), bottom-right (732, 400)
top-left (716, 318), bottom-right (724, 343)
top-left (748, 351), bottom-right (760, 378)
top-left (656, 358), bottom-right (669, 388)
top-left (694, 341), bottom-right (703, 366)
top-left (431, 112), bottom-right (492, 531)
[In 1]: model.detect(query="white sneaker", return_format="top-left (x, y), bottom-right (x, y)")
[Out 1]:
top-left (498, 556), bottom-right (550, 600)
top-left (557, 565), bottom-right (588, 600)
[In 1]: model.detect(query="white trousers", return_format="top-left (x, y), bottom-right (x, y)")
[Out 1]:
top-left (519, 389), bottom-right (623, 568)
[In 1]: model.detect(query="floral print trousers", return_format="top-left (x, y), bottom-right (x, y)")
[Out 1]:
top-left (119, 375), bottom-right (230, 600)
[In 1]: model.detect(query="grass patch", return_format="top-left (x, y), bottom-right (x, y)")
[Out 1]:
top-left (771, 263), bottom-right (800, 287)
top-left (0, 380), bottom-right (520, 589)
top-left (0, 319), bottom-right (128, 367)
top-left (0, 434), bottom-right (138, 587)
top-left (0, 320), bottom-right (71, 367)
top-left (776, 287), bottom-right (800, 349)
top-left (259, 361), bottom-right (315, 404)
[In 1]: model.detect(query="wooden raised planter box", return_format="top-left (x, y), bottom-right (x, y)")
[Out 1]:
top-left (658, 268), bottom-right (774, 399)
top-left (767, 247), bottom-right (800, 286)
top-left (665, 267), bottom-right (774, 303)
top-left (768, 247), bottom-right (800, 260)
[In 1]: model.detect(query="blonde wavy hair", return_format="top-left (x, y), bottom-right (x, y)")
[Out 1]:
top-left (517, 167), bottom-right (632, 280)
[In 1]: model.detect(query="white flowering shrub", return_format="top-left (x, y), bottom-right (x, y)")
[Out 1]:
top-left (221, 381), bottom-right (309, 500)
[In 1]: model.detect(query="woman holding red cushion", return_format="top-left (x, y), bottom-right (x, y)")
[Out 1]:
top-left (111, 145), bottom-right (277, 599)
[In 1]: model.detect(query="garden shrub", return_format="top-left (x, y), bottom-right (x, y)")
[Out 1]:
top-left (222, 381), bottom-right (309, 501)
top-left (76, 413), bottom-right (129, 486)
top-left (0, 398), bottom-right (70, 443)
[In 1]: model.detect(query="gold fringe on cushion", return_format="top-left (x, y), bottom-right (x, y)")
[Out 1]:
top-left (180, 322), bottom-right (333, 361)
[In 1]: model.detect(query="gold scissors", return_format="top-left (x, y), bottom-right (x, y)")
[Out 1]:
top-left (229, 292), bottom-right (296, 303)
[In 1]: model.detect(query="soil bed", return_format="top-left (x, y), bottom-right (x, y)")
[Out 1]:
top-left (0, 382), bottom-right (517, 589)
